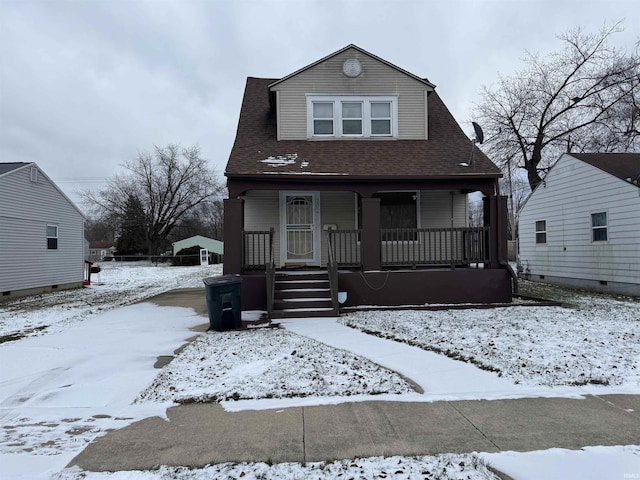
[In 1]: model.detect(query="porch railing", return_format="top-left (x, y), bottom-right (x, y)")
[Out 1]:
top-left (381, 227), bottom-right (489, 267)
top-left (325, 226), bottom-right (489, 268)
top-left (242, 229), bottom-right (273, 270)
top-left (242, 228), bottom-right (276, 315)
top-left (325, 229), bottom-right (361, 267)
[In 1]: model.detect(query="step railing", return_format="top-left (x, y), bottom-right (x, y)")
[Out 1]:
top-left (325, 229), bottom-right (340, 313)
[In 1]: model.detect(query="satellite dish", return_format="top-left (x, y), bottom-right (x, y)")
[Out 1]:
top-left (472, 122), bottom-right (484, 144)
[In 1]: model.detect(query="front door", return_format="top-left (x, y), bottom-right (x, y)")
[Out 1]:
top-left (280, 192), bottom-right (320, 265)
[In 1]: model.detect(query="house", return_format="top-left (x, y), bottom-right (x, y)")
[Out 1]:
top-left (518, 152), bottom-right (640, 296)
top-left (223, 45), bottom-right (513, 318)
top-left (172, 235), bottom-right (224, 262)
top-left (0, 162), bottom-right (86, 299)
top-left (88, 241), bottom-right (117, 262)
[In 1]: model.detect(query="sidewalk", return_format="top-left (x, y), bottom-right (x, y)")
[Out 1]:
top-left (70, 394), bottom-right (640, 471)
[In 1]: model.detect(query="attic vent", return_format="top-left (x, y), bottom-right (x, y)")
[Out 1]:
top-left (30, 167), bottom-right (38, 183)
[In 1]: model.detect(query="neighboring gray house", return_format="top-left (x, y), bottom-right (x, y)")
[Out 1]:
top-left (0, 162), bottom-right (86, 299)
top-left (518, 153), bottom-right (640, 296)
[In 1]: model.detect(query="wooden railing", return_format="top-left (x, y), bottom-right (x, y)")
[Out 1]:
top-left (326, 229), bottom-right (361, 267)
top-left (381, 227), bottom-right (489, 267)
top-left (325, 230), bottom-right (341, 313)
top-left (242, 230), bottom-right (273, 270)
top-left (326, 227), bottom-right (489, 269)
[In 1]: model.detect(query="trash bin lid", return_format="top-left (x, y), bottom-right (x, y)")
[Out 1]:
top-left (203, 274), bottom-right (242, 286)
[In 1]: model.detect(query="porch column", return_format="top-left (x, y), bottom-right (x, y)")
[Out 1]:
top-left (483, 195), bottom-right (508, 269)
top-left (223, 198), bottom-right (244, 275)
top-left (361, 198), bottom-right (381, 271)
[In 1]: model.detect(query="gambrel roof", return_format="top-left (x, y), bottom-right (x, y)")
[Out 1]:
top-left (570, 153), bottom-right (640, 187)
top-left (225, 77), bottom-right (501, 180)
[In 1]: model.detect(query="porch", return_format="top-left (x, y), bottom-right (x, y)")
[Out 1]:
top-left (237, 222), bottom-right (514, 318)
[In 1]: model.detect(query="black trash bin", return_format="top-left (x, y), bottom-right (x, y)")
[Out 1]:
top-left (203, 275), bottom-right (242, 331)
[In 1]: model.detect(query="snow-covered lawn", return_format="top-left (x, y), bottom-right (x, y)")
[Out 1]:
top-left (136, 328), bottom-right (415, 403)
top-left (339, 292), bottom-right (640, 387)
top-left (1, 263), bottom-right (638, 479)
top-left (0, 261), bottom-right (222, 342)
top-left (55, 454), bottom-right (498, 480)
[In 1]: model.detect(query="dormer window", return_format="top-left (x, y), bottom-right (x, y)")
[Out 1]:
top-left (307, 95), bottom-right (398, 139)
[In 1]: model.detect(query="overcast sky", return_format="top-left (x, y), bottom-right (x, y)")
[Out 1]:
top-left (1, 0), bottom-right (638, 209)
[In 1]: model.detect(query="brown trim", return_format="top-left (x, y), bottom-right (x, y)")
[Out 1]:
top-left (223, 198), bottom-right (244, 275)
top-left (228, 177), bottom-right (499, 198)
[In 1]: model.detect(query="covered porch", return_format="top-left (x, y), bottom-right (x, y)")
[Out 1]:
top-left (223, 177), bottom-right (515, 316)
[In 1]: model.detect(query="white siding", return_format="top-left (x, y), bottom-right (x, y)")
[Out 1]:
top-left (271, 48), bottom-right (430, 140)
top-left (0, 165), bottom-right (85, 293)
top-left (518, 154), bottom-right (640, 285)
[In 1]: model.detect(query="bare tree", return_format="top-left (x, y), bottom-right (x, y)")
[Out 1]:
top-left (475, 22), bottom-right (640, 190)
top-left (82, 144), bottom-right (222, 255)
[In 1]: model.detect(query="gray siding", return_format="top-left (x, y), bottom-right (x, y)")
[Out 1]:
top-left (0, 165), bottom-right (85, 293)
top-left (243, 190), bottom-right (282, 266)
top-left (242, 189), bottom-right (467, 268)
top-left (518, 154), bottom-right (640, 286)
top-left (272, 48), bottom-right (430, 140)
top-left (420, 191), bottom-right (468, 228)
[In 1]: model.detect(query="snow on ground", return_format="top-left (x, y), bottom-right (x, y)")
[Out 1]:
top-left (136, 328), bottom-right (414, 403)
top-left (54, 454), bottom-right (498, 480)
top-left (2, 264), bottom-right (639, 479)
top-left (482, 445), bottom-right (640, 480)
top-left (340, 292), bottom-right (640, 388)
top-left (0, 261), bottom-right (222, 342)
top-left (0, 303), bottom-right (205, 479)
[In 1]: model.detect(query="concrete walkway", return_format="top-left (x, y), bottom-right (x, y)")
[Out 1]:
top-left (68, 289), bottom-right (640, 472)
top-left (70, 394), bottom-right (640, 471)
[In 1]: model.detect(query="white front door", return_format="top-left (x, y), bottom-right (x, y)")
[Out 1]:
top-left (280, 192), bottom-right (320, 265)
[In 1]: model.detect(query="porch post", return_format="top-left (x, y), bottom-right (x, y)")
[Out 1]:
top-left (223, 198), bottom-right (244, 275)
top-left (361, 198), bottom-right (381, 271)
top-left (483, 195), bottom-right (508, 269)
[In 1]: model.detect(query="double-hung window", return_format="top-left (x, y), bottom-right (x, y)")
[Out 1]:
top-left (307, 95), bottom-right (397, 138)
top-left (535, 220), bottom-right (546, 244)
top-left (47, 225), bottom-right (58, 250)
top-left (591, 212), bottom-right (608, 242)
top-left (370, 102), bottom-right (392, 135)
top-left (312, 102), bottom-right (334, 136)
top-left (342, 102), bottom-right (363, 136)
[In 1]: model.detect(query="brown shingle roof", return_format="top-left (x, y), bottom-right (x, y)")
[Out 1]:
top-left (569, 153), bottom-right (640, 186)
top-left (225, 77), bottom-right (501, 179)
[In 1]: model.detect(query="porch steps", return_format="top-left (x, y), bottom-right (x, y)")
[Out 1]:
top-left (271, 271), bottom-right (338, 319)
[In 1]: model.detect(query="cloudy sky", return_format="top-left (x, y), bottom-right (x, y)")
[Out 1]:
top-left (1, 0), bottom-right (638, 209)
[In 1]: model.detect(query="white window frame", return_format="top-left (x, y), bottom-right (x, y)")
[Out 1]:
top-left (47, 224), bottom-right (58, 250)
top-left (535, 220), bottom-right (546, 244)
top-left (306, 95), bottom-right (398, 139)
top-left (591, 211), bottom-right (608, 242)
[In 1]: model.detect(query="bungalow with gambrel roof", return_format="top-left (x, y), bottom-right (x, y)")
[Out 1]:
top-left (224, 45), bottom-right (513, 318)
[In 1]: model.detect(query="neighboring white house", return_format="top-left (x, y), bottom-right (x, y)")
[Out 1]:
top-left (518, 153), bottom-right (640, 296)
top-left (0, 162), bottom-right (86, 299)
top-left (172, 235), bottom-right (224, 256)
